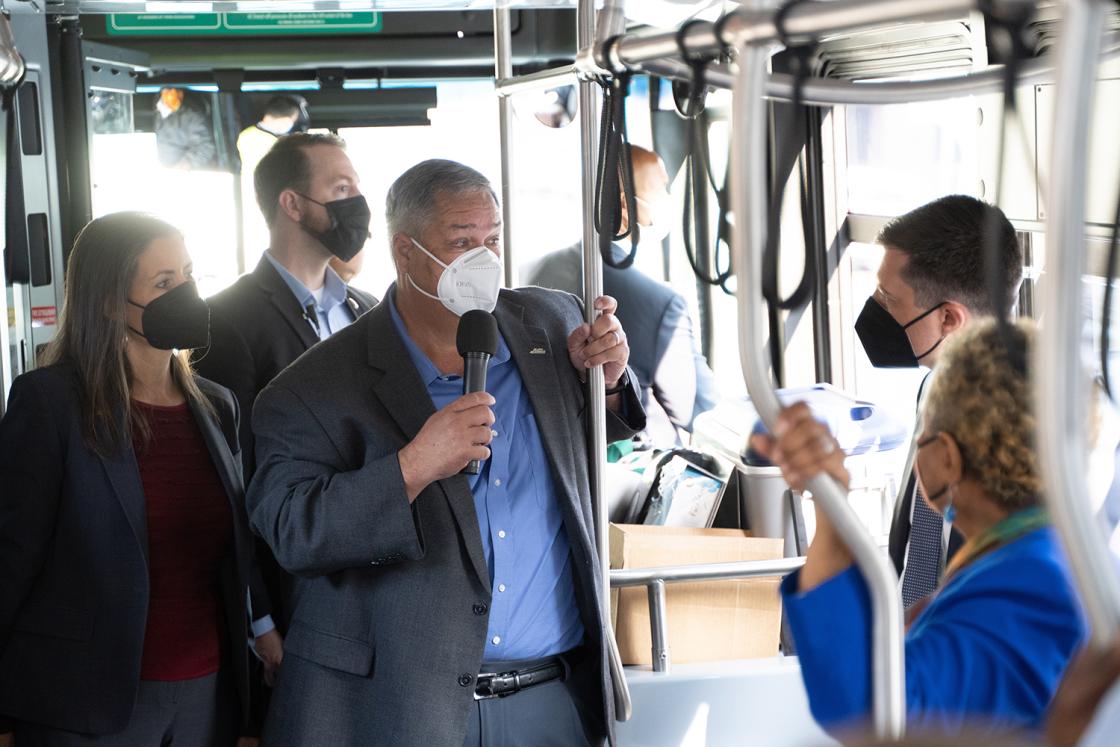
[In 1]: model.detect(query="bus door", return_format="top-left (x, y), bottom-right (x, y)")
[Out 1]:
top-left (4, 12), bottom-right (67, 398)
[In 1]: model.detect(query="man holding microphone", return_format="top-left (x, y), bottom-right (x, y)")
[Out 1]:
top-left (247, 159), bottom-right (644, 746)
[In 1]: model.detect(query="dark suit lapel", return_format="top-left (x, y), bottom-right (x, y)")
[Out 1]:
top-left (252, 257), bottom-right (320, 351)
top-left (495, 296), bottom-right (587, 545)
top-left (99, 448), bottom-right (150, 562)
top-left (189, 396), bottom-right (251, 565)
top-left (365, 299), bottom-right (490, 592)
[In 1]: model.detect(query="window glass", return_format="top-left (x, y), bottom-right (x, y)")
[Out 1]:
top-left (89, 90), bottom-right (239, 299)
top-left (1080, 275), bottom-right (1120, 533)
top-left (846, 98), bottom-right (979, 216)
top-left (839, 242), bottom-right (928, 538)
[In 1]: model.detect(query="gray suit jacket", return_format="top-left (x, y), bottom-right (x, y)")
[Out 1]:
top-left (524, 244), bottom-right (718, 445)
top-left (247, 286), bottom-right (644, 746)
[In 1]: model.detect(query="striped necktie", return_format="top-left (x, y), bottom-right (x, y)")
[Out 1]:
top-left (900, 481), bottom-right (944, 608)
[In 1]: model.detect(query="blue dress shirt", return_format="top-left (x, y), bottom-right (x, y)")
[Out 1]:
top-left (781, 526), bottom-right (1085, 736)
top-left (264, 252), bottom-right (354, 341)
top-left (388, 294), bottom-right (585, 662)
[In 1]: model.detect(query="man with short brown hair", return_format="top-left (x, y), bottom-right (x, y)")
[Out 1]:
top-left (194, 133), bottom-right (378, 680)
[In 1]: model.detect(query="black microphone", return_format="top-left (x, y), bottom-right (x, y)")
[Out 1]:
top-left (456, 310), bottom-right (499, 475)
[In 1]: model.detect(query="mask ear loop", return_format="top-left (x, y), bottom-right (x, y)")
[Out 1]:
top-left (406, 238), bottom-right (450, 302)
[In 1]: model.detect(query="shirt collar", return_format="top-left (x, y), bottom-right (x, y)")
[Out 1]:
top-left (264, 251), bottom-right (348, 312)
top-left (386, 287), bottom-right (510, 387)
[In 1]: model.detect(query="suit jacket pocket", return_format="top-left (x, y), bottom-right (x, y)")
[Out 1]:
top-left (11, 603), bottom-right (93, 641)
top-left (284, 620), bottom-right (374, 676)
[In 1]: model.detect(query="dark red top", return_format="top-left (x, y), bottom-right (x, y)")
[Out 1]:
top-left (132, 401), bottom-right (233, 681)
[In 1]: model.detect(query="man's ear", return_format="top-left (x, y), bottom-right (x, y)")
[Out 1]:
top-left (277, 189), bottom-right (303, 225)
top-left (940, 301), bottom-right (971, 338)
top-left (390, 232), bottom-right (412, 271)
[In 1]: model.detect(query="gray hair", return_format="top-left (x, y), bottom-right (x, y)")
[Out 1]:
top-left (385, 159), bottom-right (498, 240)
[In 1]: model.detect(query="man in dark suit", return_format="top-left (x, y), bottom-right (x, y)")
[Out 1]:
top-left (524, 145), bottom-right (718, 446)
top-left (194, 133), bottom-right (377, 679)
top-left (854, 195), bottom-right (1022, 607)
top-left (247, 159), bottom-right (644, 746)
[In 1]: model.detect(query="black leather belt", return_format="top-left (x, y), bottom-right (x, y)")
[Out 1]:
top-left (474, 657), bottom-right (566, 700)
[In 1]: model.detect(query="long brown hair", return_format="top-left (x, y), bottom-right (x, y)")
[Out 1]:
top-left (40, 212), bottom-right (214, 455)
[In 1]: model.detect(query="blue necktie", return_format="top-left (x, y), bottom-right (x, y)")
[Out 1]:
top-left (901, 481), bottom-right (944, 608)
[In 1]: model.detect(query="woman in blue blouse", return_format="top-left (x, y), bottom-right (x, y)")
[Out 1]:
top-left (750, 319), bottom-right (1085, 738)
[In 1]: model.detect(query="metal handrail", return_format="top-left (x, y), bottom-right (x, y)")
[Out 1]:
top-left (0, 11), bottom-right (25, 88)
top-left (730, 36), bottom-right (906, 741)
top-left (1036, 0), bottom-right (1120, 647)
top-left (610, 557), bottom-right (807, 674)
top-left (575, 0), bottom-right (634, 723)
top-left (642, 44), bottom-right (1120, 105)
top-left (493, 5), bottom-right (516, 287)
top-left (495, 63), bottom-right (577, 97)
top-left (574, 0), bottom-right (985, 80)
top-left (611, 557), bottom-right (807, 587)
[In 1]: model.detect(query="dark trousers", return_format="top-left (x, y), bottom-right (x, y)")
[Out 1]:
top-left (15, 670), bottom-right (236, 746)
top-left (462, 652), bottom-right (605, 747)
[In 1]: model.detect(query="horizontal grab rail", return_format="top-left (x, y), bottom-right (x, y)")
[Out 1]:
top-left (637, 35), bottom-right (1120, 105)
top-left (610, 557), bottom-right (806, 587)
top-left (495, 63), bottom-right (578, 97)
top-left (575, 0), bottom-right (986, 78)
top-left (610, 557), bottom-right (806, 673)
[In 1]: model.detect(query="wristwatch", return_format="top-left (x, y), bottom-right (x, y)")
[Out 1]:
top-left (604, 371), bottom-right (630, 396)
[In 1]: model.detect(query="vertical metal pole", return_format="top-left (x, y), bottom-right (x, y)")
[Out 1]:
top-left (647, 579), bottom-right (671, 673)
top-left (731, 41), bottom-right (905, 739)
top-left (577, 0), bottom-right (632, 723)
top-left (0, 161), bottom-right (11, 410)
top-left (1036, 0), bottom-right (1120, 646)
top-left (494, 4), bottom-right (516, 288)
top-left (0, 19), bottom-right (15, 407)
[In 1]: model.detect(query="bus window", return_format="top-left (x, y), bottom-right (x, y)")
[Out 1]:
top-left (89, 89), bottom-right (239, 299)
top-left (846, 98), bottom-right (980, 217)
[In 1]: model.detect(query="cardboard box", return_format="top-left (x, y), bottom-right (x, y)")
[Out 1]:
top-left (610, 524), bottom-right (784, 666)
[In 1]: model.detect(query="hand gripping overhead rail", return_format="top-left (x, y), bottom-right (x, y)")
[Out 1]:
top-left (1036, 0), bottom-right (1120, 648)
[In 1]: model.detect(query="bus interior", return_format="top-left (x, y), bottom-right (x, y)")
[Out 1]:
top-left (3, 0), bottom-right (1120, 745)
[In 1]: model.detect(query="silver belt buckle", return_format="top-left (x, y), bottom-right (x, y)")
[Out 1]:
top-left (473, 671), bottom-right (516, 700)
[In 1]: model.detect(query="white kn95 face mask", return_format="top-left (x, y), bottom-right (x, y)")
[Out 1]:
top-left (407, 237), bottom-right (503, 316)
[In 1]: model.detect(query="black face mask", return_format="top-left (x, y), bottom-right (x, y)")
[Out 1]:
top-left (297, 193), bottom-right (371, 262)
top-left (855, 296), bottom-right (946, 368)
top-left (128, 281), bottom-right (211, 350)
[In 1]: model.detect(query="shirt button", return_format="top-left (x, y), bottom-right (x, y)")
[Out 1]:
top-left (492, 636), bottom-right (501, 645)
top-left (458, 673), bottom-right (474, 687)
top-left (492, 429), bottom-right (499, 438)
top-left (473, 603), bottom-right (488, 616)
top-left (494, 478), bottom-right (502, 487)
top-left (498, 530), bottom-right (506, 539)
top-left (498, 583), bottom-right (507, 593)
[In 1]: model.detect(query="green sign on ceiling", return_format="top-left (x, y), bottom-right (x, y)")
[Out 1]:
top-left (107, 12), bottom-right (383, 37)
